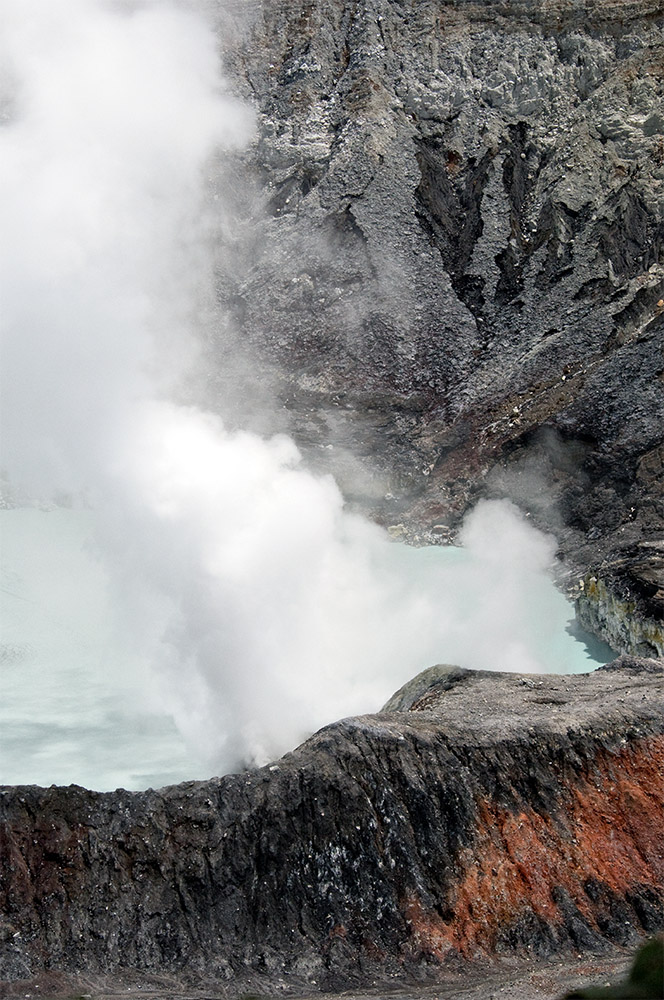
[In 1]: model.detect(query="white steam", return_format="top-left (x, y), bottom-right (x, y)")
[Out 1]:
top-left (0, 0), bottom-right (249, 495)
top-left (1, 0), bottom-right (578, 778)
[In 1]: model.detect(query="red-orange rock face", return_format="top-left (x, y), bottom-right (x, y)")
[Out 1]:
top-left (401, 735), bottom-right (664, 962)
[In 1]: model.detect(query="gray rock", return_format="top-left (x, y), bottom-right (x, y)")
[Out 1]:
top-left (195, 0), bottom-right (664, 644)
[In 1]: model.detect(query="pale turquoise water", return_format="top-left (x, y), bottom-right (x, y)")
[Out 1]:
top-left (1, 508), bottom-right (200, 791)
top-left (374, 540), bottom-right (615, 674)
top-left (0, 507), bottom-right (614, 791)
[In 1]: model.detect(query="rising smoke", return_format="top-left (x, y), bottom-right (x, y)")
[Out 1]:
top-left (1, 0), bottom-right (572, 776)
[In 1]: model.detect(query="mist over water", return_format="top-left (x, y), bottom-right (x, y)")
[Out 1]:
top-left (0, 0), bottom-right (612, 789)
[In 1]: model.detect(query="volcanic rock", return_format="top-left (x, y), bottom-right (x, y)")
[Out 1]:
top-left (199, 0), bottom-right (664, 646)
top-left (1, 657), bottom-right (662, 994)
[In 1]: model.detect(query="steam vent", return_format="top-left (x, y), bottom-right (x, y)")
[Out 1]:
top-left (1, 0), bottom-right (664, 997)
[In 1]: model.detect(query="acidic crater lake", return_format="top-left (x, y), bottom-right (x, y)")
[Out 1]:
top-left (0, 505), bottom-right (614, 792)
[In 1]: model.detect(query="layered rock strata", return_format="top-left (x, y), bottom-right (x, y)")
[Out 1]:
top-left (1, 658), bottom-right (662, 991)
top-left (200, 0), bottom-right (664, 644)
top-left (576, 549), bottom-right (664, 657)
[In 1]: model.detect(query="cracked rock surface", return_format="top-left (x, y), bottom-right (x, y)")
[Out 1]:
top-left (201, 0), bottom-right (664, 644)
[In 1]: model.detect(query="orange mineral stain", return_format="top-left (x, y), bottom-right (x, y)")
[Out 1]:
top-left (400, 736), bottom-right (664, 959)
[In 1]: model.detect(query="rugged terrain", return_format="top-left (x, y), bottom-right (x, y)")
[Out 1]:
top-left (2, 3), bottom-right (663, 999)
top-left (198, 0), bottom-right (664, 650)
top-left (1, 658), bottom-right (662, 997)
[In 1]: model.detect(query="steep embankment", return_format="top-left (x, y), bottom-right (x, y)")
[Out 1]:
top-left (205, 0), bottom-right (664, 649)
top-left (1, 658), bottom-right (662, 992)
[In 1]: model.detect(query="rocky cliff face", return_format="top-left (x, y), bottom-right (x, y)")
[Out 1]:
top-left (576, 554), bottom-right (664, 657)
top-left (1, 659), bottom-right (662, 992)
top-left (201, 0), bottom-right (663, 642)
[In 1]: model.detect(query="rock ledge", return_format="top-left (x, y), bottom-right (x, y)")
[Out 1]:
top-left (1, 658), bottom-right (662, 993)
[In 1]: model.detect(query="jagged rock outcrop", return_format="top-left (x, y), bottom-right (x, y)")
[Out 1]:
top-left (201, 0), bottom-right (664, 644)
top-left (1, 658), bottom-right (662, 993)
top-left (576, 548), bottom-right (664, 657)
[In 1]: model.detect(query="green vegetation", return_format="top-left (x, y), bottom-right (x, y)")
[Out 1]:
top-left (564, 937), bottom-right (664, 999)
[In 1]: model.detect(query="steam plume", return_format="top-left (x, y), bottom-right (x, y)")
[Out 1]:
top-left (1, 0), bottom-right (582, 777)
